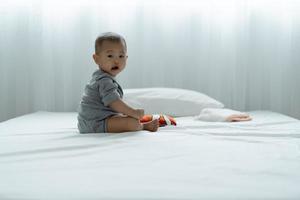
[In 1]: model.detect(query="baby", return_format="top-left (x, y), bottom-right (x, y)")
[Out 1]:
top-left (77, 32), bottom-right (159, 133)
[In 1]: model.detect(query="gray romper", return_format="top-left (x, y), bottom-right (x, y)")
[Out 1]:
top-left (77, 69), bottom-right (123, 133)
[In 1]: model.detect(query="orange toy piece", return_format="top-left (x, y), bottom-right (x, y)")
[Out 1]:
top-left (140, 114), bottom-right (177, 127)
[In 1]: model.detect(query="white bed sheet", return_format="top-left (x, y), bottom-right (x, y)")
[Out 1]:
top-left (0, 111), bottom-right (300, 200)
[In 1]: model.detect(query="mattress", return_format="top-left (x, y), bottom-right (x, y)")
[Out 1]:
top-left (0, 111), bottom-right (300, 200)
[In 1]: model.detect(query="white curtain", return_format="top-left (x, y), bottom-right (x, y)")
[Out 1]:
top-left (0, 0), bottom-right (300, 121)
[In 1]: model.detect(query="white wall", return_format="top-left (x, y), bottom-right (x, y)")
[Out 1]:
top-left (0, 0), bottom-right (300, 122)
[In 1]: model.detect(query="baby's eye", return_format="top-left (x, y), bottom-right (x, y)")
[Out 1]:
top-left (107, 55), bottom-right (113, 58)
top-left (119, 55), bottom-right (124, 58)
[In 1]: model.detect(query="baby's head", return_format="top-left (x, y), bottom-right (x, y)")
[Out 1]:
top-left (93, 32), bottom-right (128, 77)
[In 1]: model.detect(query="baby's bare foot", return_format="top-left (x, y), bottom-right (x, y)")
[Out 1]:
top-left (143, 119), bottom-right (159, 132)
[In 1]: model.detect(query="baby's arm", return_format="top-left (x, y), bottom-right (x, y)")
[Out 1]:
top-left (109, 99), bottom-right (144, 119)
top-left (98, 78), bottom-right (144, 119)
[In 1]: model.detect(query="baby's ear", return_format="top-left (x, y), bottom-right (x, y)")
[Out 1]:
top-left (92, 54), bottom-right (99, 64)
top-left (92, 53), bottom-right (97, 61)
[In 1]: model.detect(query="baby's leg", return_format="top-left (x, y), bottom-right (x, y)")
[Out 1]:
top-left (107, 115), bottom-right (159, 133)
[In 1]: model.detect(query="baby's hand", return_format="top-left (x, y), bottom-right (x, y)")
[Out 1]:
top-left (134, 109), bottom-right (144, 119)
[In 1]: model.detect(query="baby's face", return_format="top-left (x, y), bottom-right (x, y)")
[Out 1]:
top-left (93, 40), bottom-right (127, 77)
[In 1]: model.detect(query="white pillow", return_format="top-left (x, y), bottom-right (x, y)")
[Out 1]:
top-left (123, 87), bottom-right (224, 117)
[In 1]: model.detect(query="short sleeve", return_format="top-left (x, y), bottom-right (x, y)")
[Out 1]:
top-left (98, 77), bottom-right (121, 106)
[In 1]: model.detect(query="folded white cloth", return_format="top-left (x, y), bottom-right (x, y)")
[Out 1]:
top-left (195, 108), bottom-right (247, 122)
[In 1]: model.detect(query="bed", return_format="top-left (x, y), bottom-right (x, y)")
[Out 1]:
top-left (1, 110), bottom-right (300, 200)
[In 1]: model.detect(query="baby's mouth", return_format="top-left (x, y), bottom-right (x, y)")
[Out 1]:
top-left (111, 66), bottom-right (119, 71)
